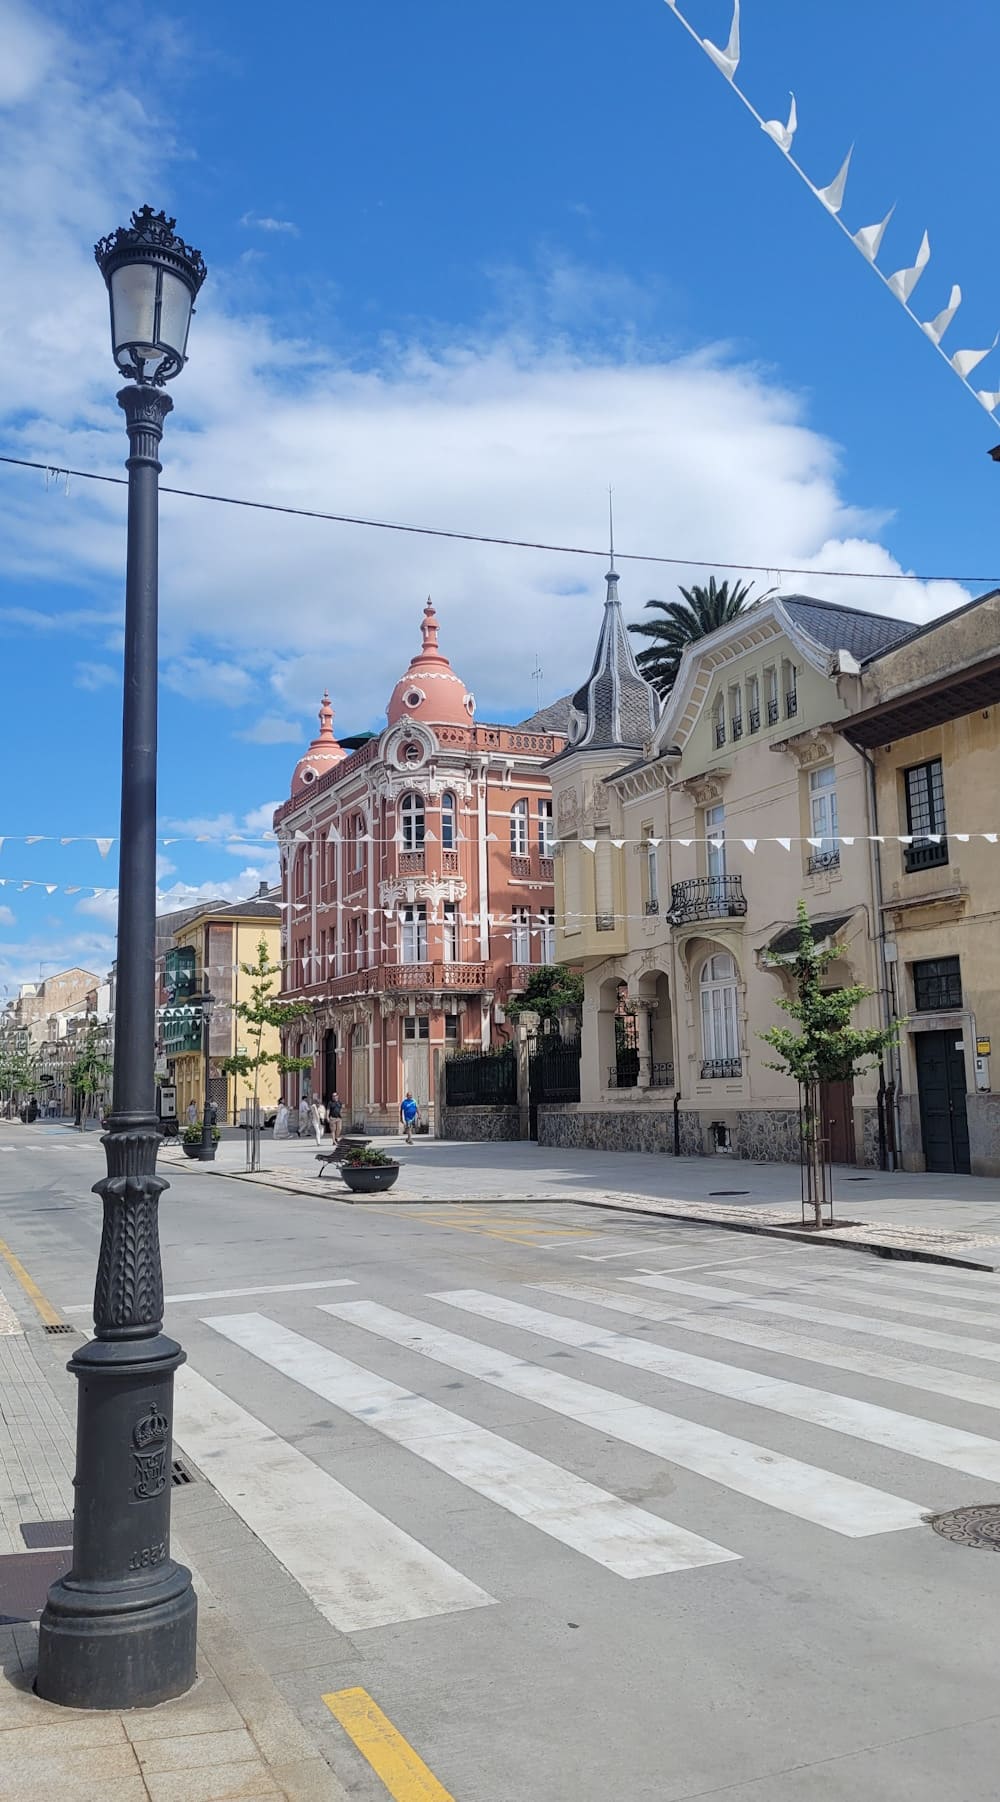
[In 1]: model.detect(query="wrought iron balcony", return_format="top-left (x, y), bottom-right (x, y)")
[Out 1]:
top-left (731, 717), bottom-right (743, 741)
top-left (644, 899), bottom-right (659, 915)
top-left (785, 689), bottom-right (798, 718)
top-left (807, 848), bottom-right (841, 875)
top-left (650, 1061), bottom-right (675, 1088)
top-left (748, 707), bottom-right (760, 732)
top-left (766, 698), bottom-right (779, 725)
top-left (700, 1057), bottom-right (742, 1079)
top-left (669, 875), bottom-right (747, 924)
top-left (714, 722), bottom-right (726, 748)
top-left (608, 1062), bottom-right (639, 1089)
top-left (904, 838), bottom-right (949, 872)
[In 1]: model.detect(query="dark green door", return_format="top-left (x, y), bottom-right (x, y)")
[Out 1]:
top-left (915, 1032), bottom-right (971, 1175)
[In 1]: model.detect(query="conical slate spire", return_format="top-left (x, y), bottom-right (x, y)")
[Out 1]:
top-left (568, 507), bottom-right (660, 750)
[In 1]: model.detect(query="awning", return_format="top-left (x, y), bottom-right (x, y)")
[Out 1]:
top-left (766, 912), bottom-right (854, 958)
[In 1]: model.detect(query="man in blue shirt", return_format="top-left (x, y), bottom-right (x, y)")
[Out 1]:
top-left (400, 1091), bottom-right (419, 1144)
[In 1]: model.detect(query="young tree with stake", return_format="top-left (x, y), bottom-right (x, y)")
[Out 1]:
top-left (220, 939), bottom-right (312, 1171)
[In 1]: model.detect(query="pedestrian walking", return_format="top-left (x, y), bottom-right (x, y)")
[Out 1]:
top-left (310, 1097), bottom-right (326, 1145)
top-left (400, 1090), bottom-right (419, 1145)
top-left (274, 1100), bottom-right (290, 1139)
top-left (298, 1094), bottom-right (310, 1138)
top-left (327, 1091), bottom-right (342, 1142)
top-left (186, 1099), bottom-right (197, 1126)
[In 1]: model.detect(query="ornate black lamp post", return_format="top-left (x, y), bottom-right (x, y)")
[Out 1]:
top-left (37, 208), bottom-right (207, 1710)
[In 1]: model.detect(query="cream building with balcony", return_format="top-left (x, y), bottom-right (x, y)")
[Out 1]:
top-left (550, 589), bottom-right (915, 1160)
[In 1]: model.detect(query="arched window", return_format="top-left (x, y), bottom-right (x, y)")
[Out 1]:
top-left (510, 798), bottom-right (529, 856)
top-left (699, 952), bottom-right (741, 1075)
top-left (441, 791), bottom-right (457, 850)
top-left (400, 792), bottom-right (425, 852)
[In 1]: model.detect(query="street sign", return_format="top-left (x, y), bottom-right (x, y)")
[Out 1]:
top-left (977, 1037), bottom-right (992, 1056)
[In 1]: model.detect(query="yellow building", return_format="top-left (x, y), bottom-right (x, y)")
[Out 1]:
top-left (839, 589), bottom-right (1000, 1177)
top-left (552, 582), bottom-right (916, 1161)
top-left (164, 885), bottom-right (283, 1125)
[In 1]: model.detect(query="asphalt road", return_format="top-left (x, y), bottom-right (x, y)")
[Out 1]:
top-left (3, 1124), bottom-right (1000, 1801)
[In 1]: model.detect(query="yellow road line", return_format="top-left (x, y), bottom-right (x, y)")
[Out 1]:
top-left (0, 1238), bottom-right (64, 1327)
top-left (323, 1687), bottom-right (456, 1801)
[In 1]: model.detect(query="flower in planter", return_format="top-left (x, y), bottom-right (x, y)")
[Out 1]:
top-left (341, 1146), bottom-right (398, 1168)
top-left (182, 1124), bottom-right (221, 1144)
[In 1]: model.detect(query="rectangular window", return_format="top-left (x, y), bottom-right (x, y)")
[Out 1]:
top-left (912, 956), bottom-right (962, 1012)
top-left (442, 901), bottom-right (458, 963)
top-left (808, 765), bottom-right (840, 870)
top-left (642, 824), bottom-right (659, 913)
top-left (402, 905), bottom-right (427, 963)
top-left (594, 827), bottom-right (615, 930)
top-left (904, 759), bottom-right (949, 870)
top-left (510, 801), bottom-right (529, 856)
top-left (539, 907), bottom-right (556, 963)
top-left (538, 799), bottom-right (554, 857)
top-left (403, 1014), bottom-right (429, 1041)
top-left (713, 695), bottom-right (726, 748)
top-left (747, 674), bottom-right (760, 733)
top-left (353, 916), bottom-right (365, 970)
top-left (728, 683), bottom-right (742, 741)
top-left (784, 661), bottom-right (798, 719)
top-left (444, 1013), bottom-right (459, 1042)
top-left (353, 815), bottom-right (365, 870)
top-left (705, 803), bottom-right (726, 881)
top-left (764, 666), bottom-right (779, 725)
top-left (511, 905), bottom-right (531, 964)
top-left (563, 841), bottom-right (582, 935)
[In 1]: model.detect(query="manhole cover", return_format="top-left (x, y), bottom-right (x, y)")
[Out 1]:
top-left (929, 1504), bottom-right (1000, 1549)
top-left (20, 1519), bottom-right (73, 1550)
top-left (709, 1191), bottom-right (749, 1197)
top-left (172, 1458), bottom-right (196, 1487)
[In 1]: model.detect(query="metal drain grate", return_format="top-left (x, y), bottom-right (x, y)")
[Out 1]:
top-left (171, 1458), bottom-right (196, 1487)
top-left (929, 1504), bottom-right (1000, 1549)
top-left (43, 1323), bottom-right (75, 1336)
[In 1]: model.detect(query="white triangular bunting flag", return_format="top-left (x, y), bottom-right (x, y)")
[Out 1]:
top-left (580, 839), bottom-right (597, 853)
top-left (853, 205), bottom-right (895, 264)
top-left (976, 389), bottom-right (1000, 415)
top-left (927, 833), bottom-right (942, 844)
top-left (702, 0), bottom-right (740, 80)
top-left (612, 839), bottom-right (626, 850)
top-left (676, 838), bottom-right (692, 847)
top-left (897, 835), bottom-right (913, 845)
top-left (777, 838), bottom-right (791, 851)
top-left (25, 836), bottom-right (45, 845)
top-left (984, 833), bottom-right (998, 844)
top-left (841, 836), bottom-right (855, 846)
top-left (762, 91), bottom-right (796, 154)
top-left (814, 147), bottom-right (853, 215)
top-left (60, 837), bottom-right (76, 846)
top-left (741, 838), bottom-right (757, 853)
top-left (951, 334), bottom-right (999, 379)
top-left (888, 231), bottom-right (930, 303)
top-left (956, 833), bottom-right (970, 842)
top-left (921, 284), bottom-right (961, 345)
top-left (45, 884), bottom-right (57, 894)
top-left (95, 837), bottom-right (114, 858)
top-left (806, 836), bottom-right (823, 848)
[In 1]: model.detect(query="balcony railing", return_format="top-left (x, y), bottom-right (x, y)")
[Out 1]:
top-left (608, 1062), bottom-right (639, 1089)
top-left (731, 717), bottom-right (743, 741)
top-left (510, 855), bottom-right (531, 878)
top-left (714, 722), bottom-right (726, 748)
top-left (644, 899), bottom-right (660, 915)
top-left (700, 1058), bottom-right (742, 1079)
top-left (650, 1061), bottom-right (675, 1088)
top-left (322, 962), bottom-right (491, 1000)
top-left (904, 838), bottom-right (949, 872)
top-left (748, 707), bottom-right (760, 732)
top-left (766, 698), bottom-right (779, 725)
top-left (807, 848), bottom-right (841, 875)
top-left (669, 875), bottom-right (747, 923)
top-left (785, 689), bottom-right (798, 719)
top-left (399, 851), bottom-right (426, 874)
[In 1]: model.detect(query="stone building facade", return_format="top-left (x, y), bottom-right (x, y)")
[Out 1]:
top-left (839, 588), bottom-right (1000, 1176)
top-left (274, 601), bottom-right (566, 1131)
top-left (550, 583), bottom-right (916, 1162)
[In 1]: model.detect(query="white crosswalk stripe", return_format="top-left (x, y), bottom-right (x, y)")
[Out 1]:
top-left (795, 1267), bottom-right (1000, 1306)
top-left (173, 1366), bottom-right (493, 1631)
top-left (628, 1273), bottom-right (1000, 1365)
top-left (457, 1288), bottom-right (1000, 1481)
top-left (202, 1312), bottom-right (734, 1577)
top-left (705, 1268), bottom-right (1000, 1331)
top-left (534, 1280), bottom-right (1000, 1414)
top-left (325, 1299), bottom-right (927, 1536)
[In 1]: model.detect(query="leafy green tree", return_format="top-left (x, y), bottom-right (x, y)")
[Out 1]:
top-left (760, 901), bottom-right (899, 1226)
top-left (0, 1042), bottom-right (37, 1118)
top-left (506, 964), bottom-right (583, 1027)
top-left (628, 576), bottom-right (754, 697)
top-left (220, 939), bottom-right (313, 1170)
top-left (68, 1023), bottom-right (112, 1128)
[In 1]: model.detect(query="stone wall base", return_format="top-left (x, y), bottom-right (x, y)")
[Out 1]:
top-left (538, 1104), bottom-right (881, 1164)
top-left (440, 1104), bottom-right (522, 1142)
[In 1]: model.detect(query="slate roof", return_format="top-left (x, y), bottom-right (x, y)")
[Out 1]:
top-left (780, 595), bottom-right (918, 662)
top-left (767, 912), bottom-right (854, 957)
top-left (515, 695), bottom-right (574, 735)
top-left (568, 566), bottom-right (661, 751)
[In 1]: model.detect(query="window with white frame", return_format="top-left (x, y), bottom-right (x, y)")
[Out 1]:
top-left (352, 814), bottom-right (365, 871)
top-left (642, 824), bottom-right (659, 912)
top-left (442, 901), bottom-right (458, 963)
top-left (747, 673), bottom-right (760, 732)
top-left (511, 905), bottom-right (531, 963)
top-left (401, 904), bottom-right (427, 963)
top-left (809, 765), bottom-right (839, 857)
top-left (353, 915), bottom-right (365, 970)
top-left (441, 791), bottom-right (457, 850)
top-left (712, 693), bottom-right (726, 747)
top-left (764, 665), bottom-right (779, 725)
top-left (400, 793), bottom-right (425, 852)
top-left (705, 803), bottom-right (726, 883)
top-left (699, 952), bottom-right (740, 1067)
top-left (539, 907), bottom-right (556, 963)
top-left (510, 798), bottom-right (529, 856)
top-left (538, 799), bottom-right (554, 857)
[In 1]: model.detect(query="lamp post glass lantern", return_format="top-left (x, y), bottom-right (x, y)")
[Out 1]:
top-left (36, 208), bottom-right (206, 1711)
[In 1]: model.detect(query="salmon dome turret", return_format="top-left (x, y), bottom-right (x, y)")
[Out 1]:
top-left (386, 600), bottom-right (475, 728)
top-left (290, 692), bottom-right (346, 796)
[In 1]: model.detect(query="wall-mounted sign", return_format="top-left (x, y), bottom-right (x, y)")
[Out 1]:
top-left (977, 1037), bottom-right (992, 1057)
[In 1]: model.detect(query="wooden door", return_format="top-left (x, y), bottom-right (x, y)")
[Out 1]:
top-left (915, 1032), bottom-right (971, 1175)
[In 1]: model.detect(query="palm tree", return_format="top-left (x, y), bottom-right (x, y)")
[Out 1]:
top-left (629, 576), bottom-right (754, 697)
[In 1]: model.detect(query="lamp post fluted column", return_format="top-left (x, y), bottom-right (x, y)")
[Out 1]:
top-left (37, 207), bottom-right (205, 1711)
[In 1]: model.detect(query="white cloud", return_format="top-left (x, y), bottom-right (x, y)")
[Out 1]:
top-left (235, 715), bottom-right (303, 744)
top-left (161, 802), bottom-right (279, 840)
top-left (0, 905), bottom-right (15, 927)
top-left (0, 928), bottom-right (115, 994)
top-left (74, 660), bottom-right (118, 690)
top-left (241, 801), bottom-right (282, 835)
top-left (240, 211), bottom-right (299, 236)
top-left (0, 1), bottom-right (979, 744)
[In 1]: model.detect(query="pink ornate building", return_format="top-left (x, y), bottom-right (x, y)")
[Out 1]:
top-left (273, 602), bottom-right (567, 1129)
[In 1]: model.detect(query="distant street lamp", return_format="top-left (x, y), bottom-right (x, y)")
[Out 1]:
top-left (200, 980), bottom-right (216, 1158)
top-left (37, 208), bottom-right (207, 1710)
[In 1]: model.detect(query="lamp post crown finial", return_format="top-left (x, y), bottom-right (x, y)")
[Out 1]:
top-left (94, 206), bottom-right (208, 291)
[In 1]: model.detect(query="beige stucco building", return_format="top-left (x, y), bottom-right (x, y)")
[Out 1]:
top-left (550, 584), bottom-right (916, 1161)
top-left (162, 886), bottom-right (283, 1125)
top-left (838, 589), bottom-right (1000, 1177)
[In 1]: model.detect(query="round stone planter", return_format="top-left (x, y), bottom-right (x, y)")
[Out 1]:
top-left (182, 1141), bottom-right (217, 1161)
top-left (340, 1163), bottom-right (400, 1195)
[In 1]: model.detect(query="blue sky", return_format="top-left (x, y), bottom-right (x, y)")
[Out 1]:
top-left (2, 0), bottom-right (999, 992)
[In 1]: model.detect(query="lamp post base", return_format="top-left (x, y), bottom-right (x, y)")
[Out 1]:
top-left (36, 1330), bottom-right (198, 1710)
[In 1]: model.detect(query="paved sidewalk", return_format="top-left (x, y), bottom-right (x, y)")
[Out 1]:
top-left (0, 1277), bottom-right (348, 1802)
top-left (159, 1130), bottom-right (1000, 1271)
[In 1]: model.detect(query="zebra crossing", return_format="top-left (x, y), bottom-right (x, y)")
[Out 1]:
top-left (172, 1251), bottom-right (1000, 1634)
